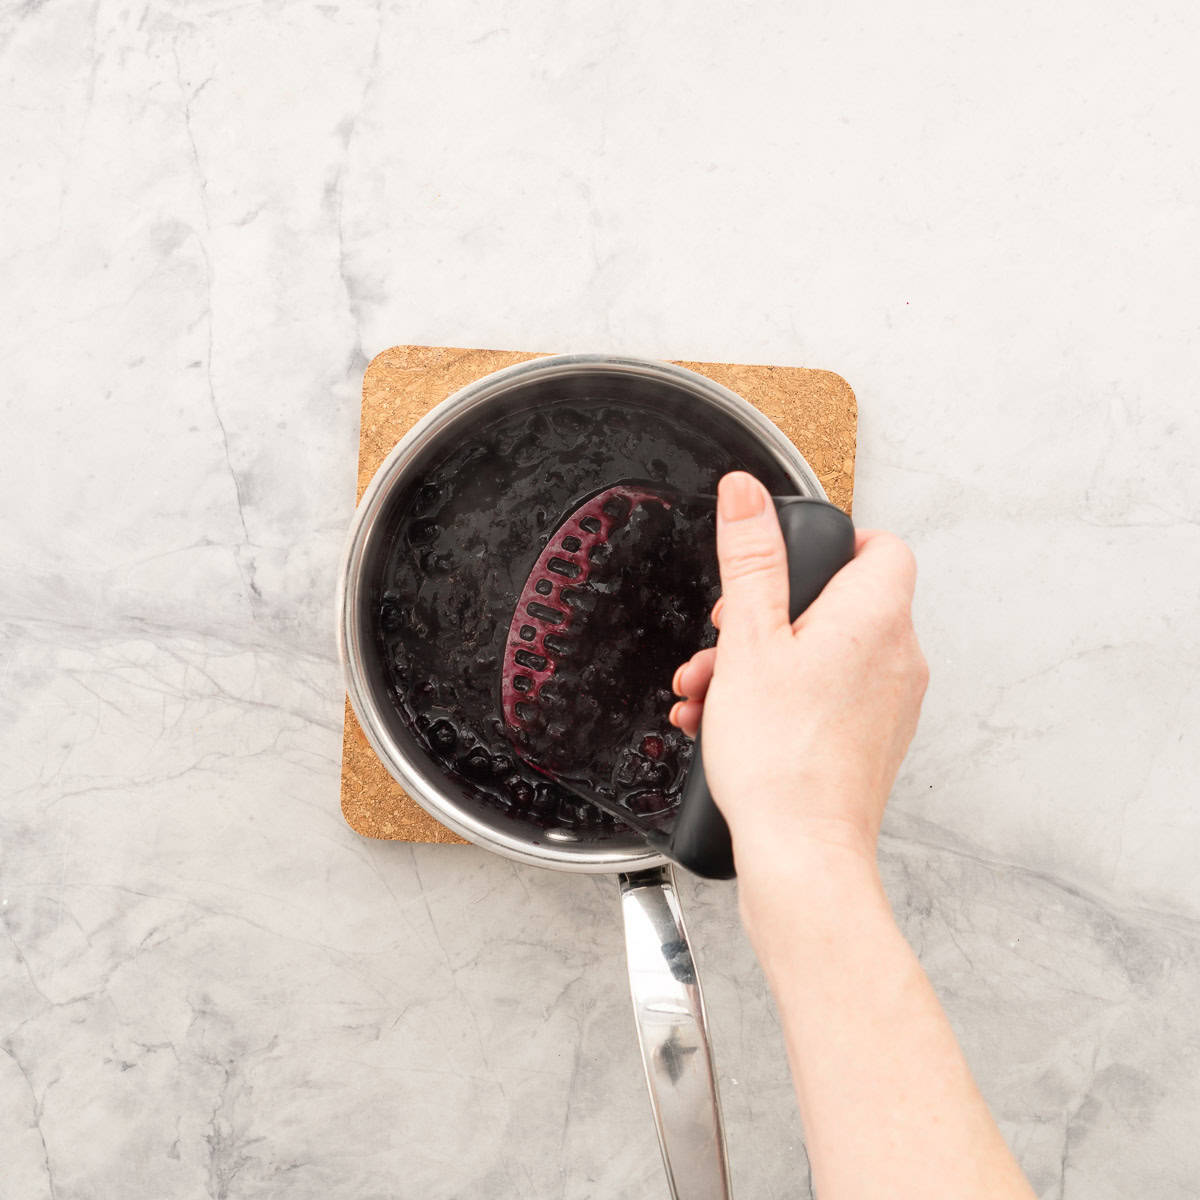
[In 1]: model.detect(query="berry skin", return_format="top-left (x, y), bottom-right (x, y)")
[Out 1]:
top-left (641, 735), bottom-right (665, 760)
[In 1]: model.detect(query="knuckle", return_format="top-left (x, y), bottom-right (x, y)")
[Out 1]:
top-left (876, 530), bottom-right (917, 568)
top-left (722, 537), bottom-right (784, 580)
top-left (866, 532), bottom-right (918, 591)
top-left (891, 534), bottom-right (918, 571)
top-left (912, 648), bottom-right (930, 694)
top-left (888, 626), bottom-right (929, 690)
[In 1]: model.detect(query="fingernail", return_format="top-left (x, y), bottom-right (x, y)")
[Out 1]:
top-left (669, 701), bottom-right (682, 726)
top-left (671, 665), bottom-right (685, 695)
top-left (718, 472), bottom-right (765, 522)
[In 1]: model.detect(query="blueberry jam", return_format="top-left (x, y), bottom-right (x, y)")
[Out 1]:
top-left (375, 398), bottom-right (791, 839)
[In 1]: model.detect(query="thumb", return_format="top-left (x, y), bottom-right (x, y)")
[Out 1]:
top-left (715, 472), bottom-right (790, 642)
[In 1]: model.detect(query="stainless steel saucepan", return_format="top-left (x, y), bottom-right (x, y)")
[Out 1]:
top-left (337, 354), bottom-right (826, 1198)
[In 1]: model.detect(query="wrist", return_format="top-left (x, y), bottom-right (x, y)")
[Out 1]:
top-left (733, 823), bottom-right (887, 951)
top-left (731, 809), bottom-right (879, 879)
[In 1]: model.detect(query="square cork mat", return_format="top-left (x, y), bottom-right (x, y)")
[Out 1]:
top-left (340, 345), bottom-right (858, 844)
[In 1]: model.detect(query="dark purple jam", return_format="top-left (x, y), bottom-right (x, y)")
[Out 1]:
top-left (375, 398), bottom-right (790, 840)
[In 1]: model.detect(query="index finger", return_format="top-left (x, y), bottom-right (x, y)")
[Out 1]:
top-left (852, 529), bottom-right (917, 594)
top-left (791, 528), bottom-right (918, 632)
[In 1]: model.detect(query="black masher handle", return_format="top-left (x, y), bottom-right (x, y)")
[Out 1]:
top-left (665, 498), bottom-right (857, 880)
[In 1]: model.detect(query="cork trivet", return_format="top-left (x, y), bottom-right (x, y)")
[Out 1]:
top-left (340, 345), bottom-right (857, 843)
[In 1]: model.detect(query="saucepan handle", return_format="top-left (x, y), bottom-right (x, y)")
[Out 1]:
top-left (618, 865), bottom-right (732, 1199)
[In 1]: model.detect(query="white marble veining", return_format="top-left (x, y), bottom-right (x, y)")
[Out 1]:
top-left (3, 1), bottom-right (1199, 1196)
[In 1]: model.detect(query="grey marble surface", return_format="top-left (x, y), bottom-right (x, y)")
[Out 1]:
top-left (3, 1), bottom-right (1199, 1197)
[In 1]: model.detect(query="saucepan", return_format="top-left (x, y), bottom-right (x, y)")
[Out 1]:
top-left (337, 354), bottom-right (827, 1198)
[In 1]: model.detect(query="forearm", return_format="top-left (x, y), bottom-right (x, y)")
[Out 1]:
top-left (737, 836), bottom-right (1035, 1200)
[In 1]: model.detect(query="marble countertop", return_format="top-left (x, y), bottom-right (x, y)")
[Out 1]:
top-left (3, 2), bottom-right (1199, 1197)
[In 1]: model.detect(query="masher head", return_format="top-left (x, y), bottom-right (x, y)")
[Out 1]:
top-left (499, 481), bottom-right (717, 832)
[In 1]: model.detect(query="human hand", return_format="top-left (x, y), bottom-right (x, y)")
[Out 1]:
top-left (667, 486), bottom-right (1038, 1200)
top-left (669, 472), bottom-right (928, 875)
